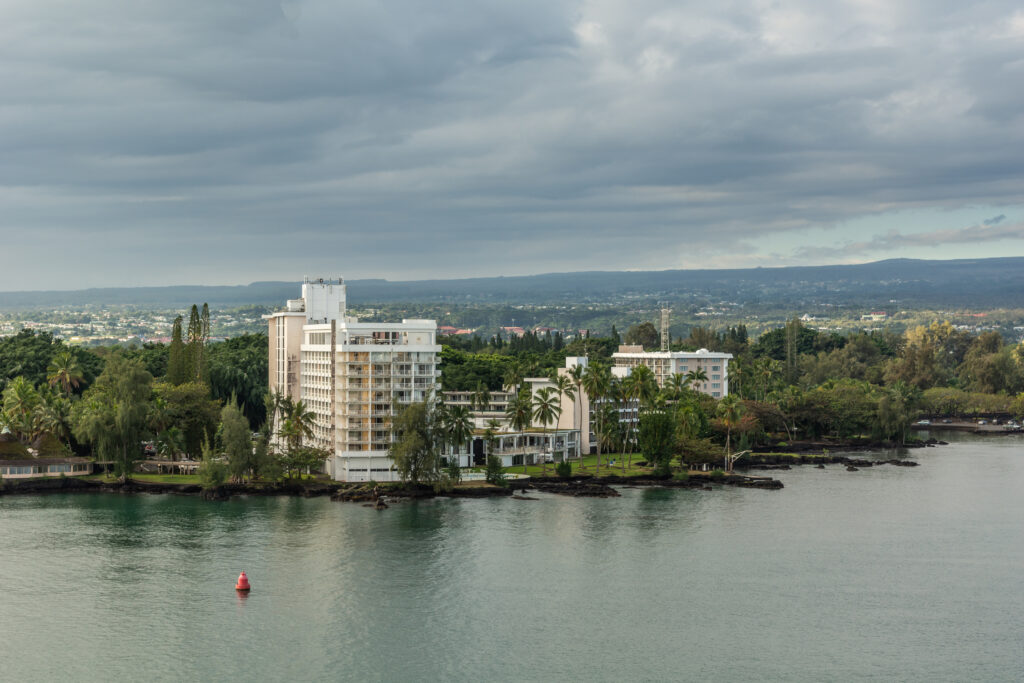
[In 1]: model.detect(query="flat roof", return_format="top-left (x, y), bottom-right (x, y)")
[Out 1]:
top-left (612, 350), bottom-right (733, 359)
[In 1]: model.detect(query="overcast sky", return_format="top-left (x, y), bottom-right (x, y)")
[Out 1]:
top-left (3, 0), bottom-right (1024, 290)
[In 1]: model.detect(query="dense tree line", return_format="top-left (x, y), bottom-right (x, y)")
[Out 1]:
top-left (0, 311), bottom-right (281, 485)
top-left (437, 316), bottom-right (1024, 474)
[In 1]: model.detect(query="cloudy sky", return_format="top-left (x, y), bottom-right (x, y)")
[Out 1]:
top-left (3, 0), bottom-right (1024, 290)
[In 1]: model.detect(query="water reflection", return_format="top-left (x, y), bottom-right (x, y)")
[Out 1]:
top-left (4, 438), bottom-right (1024, 683)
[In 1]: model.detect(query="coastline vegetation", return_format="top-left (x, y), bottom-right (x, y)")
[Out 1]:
top-left (2, 306), bottom-right (1024, 492)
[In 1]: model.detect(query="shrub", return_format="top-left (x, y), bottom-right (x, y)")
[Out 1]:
top-left (198, 437), bottom-right (227, 491)
top-left (674, 471), bottom-right (689, 482)
top-left (777, 441), bottom-right (788, 447)
top-left (485, 455), bottom-right (507, 486)
top-left (555, 461), bottom-right (572, 479)
top-left (198, 457), bottom-right (228, 491)
top-left (260, 456), bottom-right (283, 483)
top-left (709, 469), bottom-right (726, 481)
top-left (446, 458), bottom-right (462, 484)
top-left (652, 462), bottom-right (673, 477)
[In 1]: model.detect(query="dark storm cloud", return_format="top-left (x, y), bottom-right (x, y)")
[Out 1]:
top-left (2, 0), bottom-right (1024, 288)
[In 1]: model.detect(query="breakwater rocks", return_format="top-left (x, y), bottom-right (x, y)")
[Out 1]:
top-left (754, 438), bottom-right (945, 453)
top-left (739, 454), bottom-right (921, 470)
top-left (331, 482), bottom-right (516, 503)
top-left (530, 480), bottom-right (621, 497)
top-left (536, 473), bottom-right (784, 492)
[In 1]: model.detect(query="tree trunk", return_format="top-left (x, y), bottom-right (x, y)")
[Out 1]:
top-left (725, 430), bottom-right (731, 472)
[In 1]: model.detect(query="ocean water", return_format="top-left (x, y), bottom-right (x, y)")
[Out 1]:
top-left (1, 432), bottom-right (1022, 682)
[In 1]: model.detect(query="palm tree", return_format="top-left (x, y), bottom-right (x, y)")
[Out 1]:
top-left (532, 386), bottom-right (561, 476)
top-left (445, 404), bottom-right (475, 467)
top-left (157, 426), bottom-right (186, 461)
top-left (280, 399), bottom-right (315, 450)
top-left (754, 358), bottom-right (780, 401)
top-left (47, 349), bottom-right (84, 395)
top-left (665, 373), bottom-right (688, 401)
top-left (675, 399), bottom-right (702, 441)
top-left (729, 359), bottom-right (746, 399)
top-left (36, 389), bottom-right (72, 449)
top-left (567, 363), bottom-right (585, 457)
top-left (717, 395), bottom-right (745, 472)
top-left (685, 368), bottom-right (708, 392)
top-left (504, 388), bottom-right (533, 473)
top-left (502, 362), bottom-right (524, 393)
top-left (581, 363), bottom-right (610, 473)
top-left (3, 376), bottom-right (42, 444)
top-left (470, 382), bottom-right (491, 412)
top-left (631, 364), bottom-right (658, 408)
top-left (622, 366), bottom-right (657, 469)
top-left (595, 404), bottom-right (621, 467)
top-left (548, 372), bottom-right (576, 456)
top-left (483, 418), bottom-right (502, 461)
top-left (606, 377), bottom-right (628, 470)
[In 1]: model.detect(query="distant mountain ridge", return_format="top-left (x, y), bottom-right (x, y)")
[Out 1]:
top-left (2, 257), bottom-right (1023, 309)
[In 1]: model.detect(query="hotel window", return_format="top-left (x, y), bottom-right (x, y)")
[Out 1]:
top-left (711, 383), bottom-right (720, 389)
top-left (713, 392), bottom-right (721, 397)
top-left (712, 365), bottom-right (720, 371)
top-left (712, 374), bottom-right (720, 380)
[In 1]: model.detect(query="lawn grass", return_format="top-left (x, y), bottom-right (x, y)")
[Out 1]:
top-left (501, 453), bottom-right (658, 478)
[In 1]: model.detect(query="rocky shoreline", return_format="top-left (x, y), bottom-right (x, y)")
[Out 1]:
top-left (0, 470), bottom-right (785, 502)
top-left (739, 454), bottom-right (922, 470)
top-left (751, 437), bottom-right (946, 453)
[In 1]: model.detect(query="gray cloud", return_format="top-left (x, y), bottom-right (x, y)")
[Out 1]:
top-left (792, 219), bottom-right (1024, 261)
top-left (2, 1), bottom-right (1024, 288)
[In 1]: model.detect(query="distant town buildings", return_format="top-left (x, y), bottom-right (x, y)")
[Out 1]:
top-left (438, 325), bottom-right (475, 336)
top-left (265, 278), bottom-right (441, 482)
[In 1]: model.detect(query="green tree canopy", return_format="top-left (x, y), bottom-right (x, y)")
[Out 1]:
top-left (389, 400), bottom-right (445, 488)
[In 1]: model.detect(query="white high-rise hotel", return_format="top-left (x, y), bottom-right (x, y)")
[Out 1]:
top-left (265, 277), bottom-right (440, 482)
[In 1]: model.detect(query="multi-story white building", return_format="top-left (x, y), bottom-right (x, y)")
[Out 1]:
top-left (265, 278), bottom-right (441, 482)
top-left (611, 346), bottom-right (733, 398)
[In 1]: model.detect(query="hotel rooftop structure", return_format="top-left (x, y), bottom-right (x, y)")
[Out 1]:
top-left (611, 346), bottom-right (733, 398)
top-left (264, 277), bottom-right (440, 482)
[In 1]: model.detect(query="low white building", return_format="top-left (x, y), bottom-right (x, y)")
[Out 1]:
top-left (441, 357), bottom-right (591, 465)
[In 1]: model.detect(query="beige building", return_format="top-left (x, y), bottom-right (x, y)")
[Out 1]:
top-left (265, 278), bottom-right (441, 482)
top-left (612, 346), bottom-right (732, 398)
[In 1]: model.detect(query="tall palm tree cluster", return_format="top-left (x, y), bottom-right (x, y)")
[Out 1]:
top-left (434, 403), bottom-right (475, 464)
top-left (263, 391), bottom-right (330, 478)
top-left (0, 351), bottom-right (84, 451)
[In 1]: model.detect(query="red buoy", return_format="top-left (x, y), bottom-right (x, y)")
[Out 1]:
top-left (235, 571), bottom-right (251, 592)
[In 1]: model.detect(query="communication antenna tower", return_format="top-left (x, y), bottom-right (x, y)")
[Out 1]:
top-left (660, 308), bottom-right (671, 351)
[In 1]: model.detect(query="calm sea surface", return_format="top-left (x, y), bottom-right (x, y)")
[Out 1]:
top-left (2, 432), bottom-right (1023, 682)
